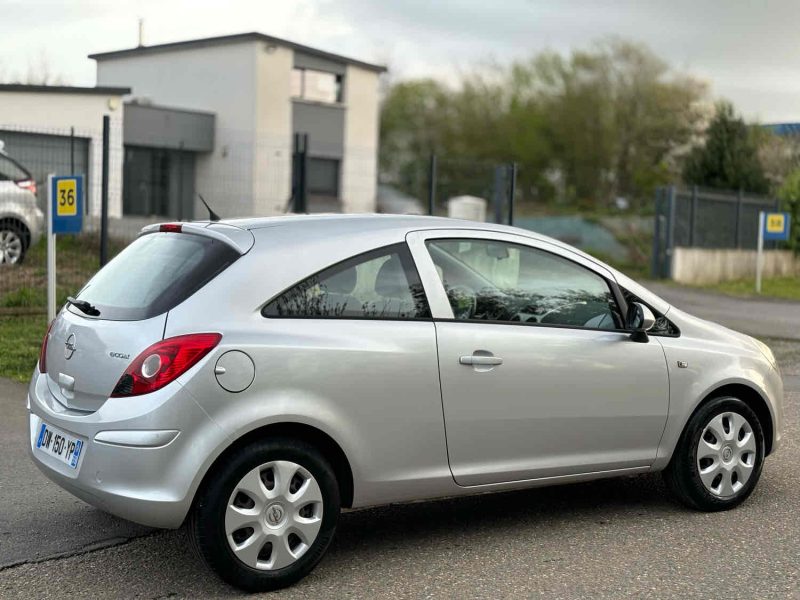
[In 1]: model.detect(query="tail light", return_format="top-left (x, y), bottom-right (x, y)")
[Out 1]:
top-left (38, 320), bottom-right (55, 374)
top-left (16, 179), bottom-right (37, 196)
top-left (111, 333), bottom-right (221, 397)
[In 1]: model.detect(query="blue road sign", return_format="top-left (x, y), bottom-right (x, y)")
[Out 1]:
top-left (51, 175), bottom-right (83, 234)
top-left (762, 211), bottom-right (791, 242)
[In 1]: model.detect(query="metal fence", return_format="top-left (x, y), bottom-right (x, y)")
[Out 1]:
top-left (383, 154), bottom-right (517, 223)
top-left (1, 116), bottom-right (519, 315)
top-left (651, 185), bottom-right (780, 278)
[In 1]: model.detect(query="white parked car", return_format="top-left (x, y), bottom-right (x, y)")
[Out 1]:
top-left (0, 141), bottom-right (44, 264)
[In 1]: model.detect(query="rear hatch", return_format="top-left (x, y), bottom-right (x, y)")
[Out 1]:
top-left (44, 224), bottom-right (248, 412)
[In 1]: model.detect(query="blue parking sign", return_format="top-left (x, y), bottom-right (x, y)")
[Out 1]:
top-left (762, 211), bottom-right (790, 241)
top-left (50, 175), bottom-right (83, 234)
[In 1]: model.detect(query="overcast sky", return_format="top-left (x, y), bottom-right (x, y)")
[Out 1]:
top-left (2, 0), bottom-right (799, 122)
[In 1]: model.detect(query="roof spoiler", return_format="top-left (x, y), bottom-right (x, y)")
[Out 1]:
top-left (139, 221), bottom-right (255, 254)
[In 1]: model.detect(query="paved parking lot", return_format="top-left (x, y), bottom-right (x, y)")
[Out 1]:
top-left (1, 297), bottom-right (798, 598)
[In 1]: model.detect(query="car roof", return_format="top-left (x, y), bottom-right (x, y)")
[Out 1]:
top-left (176, 213), bottom-right (671, 315)
top-left (219, 213), bottom-right (554, 242)
top-left (197, 212), bottom-right (608, 270)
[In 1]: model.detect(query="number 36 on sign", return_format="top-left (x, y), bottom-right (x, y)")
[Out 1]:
top-left (49, 175), bottom-right (83, 234)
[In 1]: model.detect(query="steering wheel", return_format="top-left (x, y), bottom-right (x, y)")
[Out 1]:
top-left (509, 311), bottom-right (539, 323)
top-left (536, 300), bottom-right (588, 323)
top-left (447, 285), bottom-right (477, 320)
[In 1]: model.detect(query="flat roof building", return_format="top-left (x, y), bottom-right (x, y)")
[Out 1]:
top-left (92, 32), bottom-right (386, 219)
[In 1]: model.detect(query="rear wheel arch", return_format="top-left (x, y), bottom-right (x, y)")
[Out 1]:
top-left (194, 421), bottom-right (355, 509)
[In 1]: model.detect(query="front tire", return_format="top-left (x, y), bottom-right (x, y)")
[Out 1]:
top-left (664, 396), bottom-right (765, 511)
top-left (189, 438), bottom-right (340, 592)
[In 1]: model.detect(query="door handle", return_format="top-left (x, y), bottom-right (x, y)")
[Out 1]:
top-left (459, 355), bottom-right (503, 366)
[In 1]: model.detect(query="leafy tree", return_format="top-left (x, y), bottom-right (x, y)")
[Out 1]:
top-left (379, 39), bottom-right (706, 210)
top-left (682, 101), bottom-right (769, 194)
top-left (755, 129), bottom-right (800, 192)
top-left (777, 169), bottom-right (800, 253)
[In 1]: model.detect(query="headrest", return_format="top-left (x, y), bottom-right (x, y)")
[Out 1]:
top-left (375, 255), bottom-right (408, 298)
top-left (323, 267), bottom-right (357, 294)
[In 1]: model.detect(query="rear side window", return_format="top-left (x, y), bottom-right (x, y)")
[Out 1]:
top-left (263, 244), bottom-right (430, 319)
top-left (0, 155), bottom-right (30, 181)
top-left (75, 233), bottom-right (239, 321)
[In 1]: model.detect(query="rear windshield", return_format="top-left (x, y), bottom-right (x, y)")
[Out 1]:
top-left (73, 232), bottom-right (239, 321)
top-left (0, 154), bottom-right (31, 181)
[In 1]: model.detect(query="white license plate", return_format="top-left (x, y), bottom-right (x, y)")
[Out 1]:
top-left (35, 421), bottom-right (84, 469)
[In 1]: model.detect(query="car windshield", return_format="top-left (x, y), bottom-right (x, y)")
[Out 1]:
top-left (75, 232), bottom-right (239, 321)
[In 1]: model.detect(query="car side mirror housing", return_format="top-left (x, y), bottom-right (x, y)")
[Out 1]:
top-left (626, 302), bottom-right (656, 343)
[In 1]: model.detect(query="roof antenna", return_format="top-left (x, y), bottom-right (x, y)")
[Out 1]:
top-left (198, 194), bottom-right (221, 221)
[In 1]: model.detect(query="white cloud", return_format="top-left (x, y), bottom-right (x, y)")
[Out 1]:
top-left (2, 0), bottom-right (799, 120)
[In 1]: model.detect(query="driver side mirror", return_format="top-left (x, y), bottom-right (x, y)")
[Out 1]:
top-left (626, 302), bottom-right (656, 343)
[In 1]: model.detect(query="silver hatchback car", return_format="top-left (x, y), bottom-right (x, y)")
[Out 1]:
top-left (28, 215), bottom-right (783, 592)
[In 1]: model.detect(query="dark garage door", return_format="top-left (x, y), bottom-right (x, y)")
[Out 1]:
top-left (0, 130), bottom-right (90, 211)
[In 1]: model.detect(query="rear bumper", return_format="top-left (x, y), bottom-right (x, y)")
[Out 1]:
top-left (27, 368), bottom-right (229, 529)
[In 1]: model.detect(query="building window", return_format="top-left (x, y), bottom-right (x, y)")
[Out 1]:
top-left (123, 146), bottom-right (195, 220)
top-left (291, 68), bottom-right (343, 104)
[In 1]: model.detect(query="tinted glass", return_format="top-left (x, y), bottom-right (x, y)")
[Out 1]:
top-left (427, 239), bottom-right (621, 330)
top-left (75, 232), bottom-right (239, 321)
top-left (264, 245), bottom-right (430, 319)
top-left (0, 155), bottom-right (30, 181)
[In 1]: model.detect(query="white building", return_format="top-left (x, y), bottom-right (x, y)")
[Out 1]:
top-left (92, 32), bottom-right (386, 219)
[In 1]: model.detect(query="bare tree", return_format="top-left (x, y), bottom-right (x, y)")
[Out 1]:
top-left (0, 50), bottom-right (68, 85)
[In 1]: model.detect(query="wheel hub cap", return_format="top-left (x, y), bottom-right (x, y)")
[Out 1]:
top-left (224, 460), bottom-right (324, 571)
top-left (0, 230), bottom-right (22, 264)
top-left (696, 411), bottom-right (756, 499)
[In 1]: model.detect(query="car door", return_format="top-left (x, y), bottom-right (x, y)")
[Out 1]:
top-left (407, 230), bottom-right (670, 487)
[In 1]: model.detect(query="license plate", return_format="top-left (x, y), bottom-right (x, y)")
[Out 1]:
top-left (35, 422), bottom-right (84, 469)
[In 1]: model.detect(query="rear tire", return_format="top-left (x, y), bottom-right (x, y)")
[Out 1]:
top-left (664, 396), bottom-right (764, 511)
top-left (189, 438), bottom-right (340, 592)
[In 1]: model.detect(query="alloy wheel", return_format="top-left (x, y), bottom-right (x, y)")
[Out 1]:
top-left (0, 229), bottom-right (23, 264)
top-left (696, 411), bottom-right (757, 498)
top-left (224, 460), bottom-right (324, 571)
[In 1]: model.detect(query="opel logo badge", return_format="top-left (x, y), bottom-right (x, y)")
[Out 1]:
top-left (64, 333), bottom-right (77, 360)
top-left (266, 503), bottom-right (285, 526)
top-left (722, 446), bottom-right (733, 463)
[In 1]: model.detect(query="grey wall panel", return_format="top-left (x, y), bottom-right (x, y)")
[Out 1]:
top-left (293, 51), bottom-right (346, 76)
top-left (292, 101), bottom-right (344, 158)
top-left (123, 104), bottom-right (215, 152)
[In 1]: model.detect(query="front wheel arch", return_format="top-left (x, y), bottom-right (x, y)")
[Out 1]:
top-left (700, 383), bottom-right (774, 455)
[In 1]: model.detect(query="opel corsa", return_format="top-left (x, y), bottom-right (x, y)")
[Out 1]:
top-left (27, 215), bottom-right (783, 591)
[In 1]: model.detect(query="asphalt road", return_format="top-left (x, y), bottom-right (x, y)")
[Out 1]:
top-left (1, 291), bottom-right (799, 599)
top-left (646, 282), bottom-right (800, 341)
